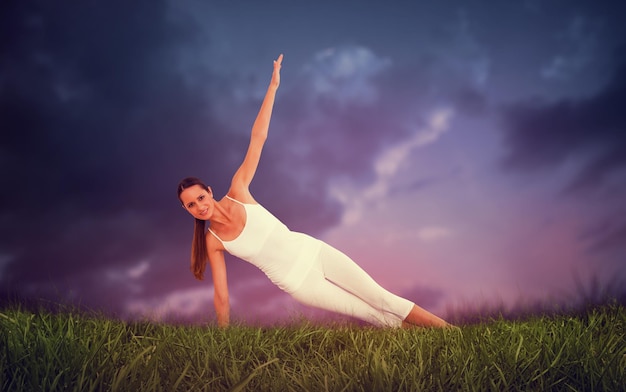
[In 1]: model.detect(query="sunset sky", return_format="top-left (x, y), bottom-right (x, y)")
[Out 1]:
top-left (2, 0), bottom-right (625, 325)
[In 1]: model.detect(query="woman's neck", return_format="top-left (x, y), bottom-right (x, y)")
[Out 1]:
top-left (209, 197), bottom-right (238, 227)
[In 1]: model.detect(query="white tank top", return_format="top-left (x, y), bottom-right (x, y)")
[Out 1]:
top-left (208, 196), bottom-right (321, 293)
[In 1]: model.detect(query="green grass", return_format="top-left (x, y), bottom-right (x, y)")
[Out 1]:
top-left (1, 303), bottom-right (625, 391)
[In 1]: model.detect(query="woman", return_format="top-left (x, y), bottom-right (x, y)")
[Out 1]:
top-left (177, 54), bottom-right (450, 328)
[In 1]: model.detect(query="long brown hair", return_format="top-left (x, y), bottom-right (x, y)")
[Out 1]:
top-left (177, 177), bottom-right (209, 280)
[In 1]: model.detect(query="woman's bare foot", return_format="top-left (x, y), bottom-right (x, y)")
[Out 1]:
top-left (402, 304), bottom-right (451, 328)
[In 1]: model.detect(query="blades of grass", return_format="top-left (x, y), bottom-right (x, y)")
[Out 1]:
top-left (491, 361), bottom-right (508, 390)
top-left (0, 311), bottom-right (17, 324)
top-left (77, 325), bottom-right (118, 392)
top-left (228, 357), bottom-right (279, 392)
top-left (562, 382), bottom-right (582, 392)
top-left (545, 376), bottom-right (569, 390)
top-left (172, 361), bottom-right (192, 390)
top-left (514, 334), bottom-right (524, 362)
top-left (548, 339), bottom-right (568, 369)
top-left (593, 338), bottom-right (626, 391)
top-left (528, 330), bottom-right (572, 384)
top-left (1, 303), bottom-right (624, 391)
top-left (49, 368), bottom-right (66, 391)
top-left (348, 330), bottom-right (362, 355)
top-left (111, 345), bottom-right (156, 391)
top-left (21, 313), bottom-right (35, 342)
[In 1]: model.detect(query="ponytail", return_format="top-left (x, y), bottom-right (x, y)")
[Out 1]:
top-left (191, 218), bottom-right (208, 280)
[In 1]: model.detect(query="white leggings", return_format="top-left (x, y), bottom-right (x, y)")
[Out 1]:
top-left (290, 243), bottom-right (414, 327)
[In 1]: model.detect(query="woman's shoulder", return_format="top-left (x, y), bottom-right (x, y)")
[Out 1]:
top-left (225, 187), bottom-right (257, 205)
top-left (205, 229), bottom-right (225, 252)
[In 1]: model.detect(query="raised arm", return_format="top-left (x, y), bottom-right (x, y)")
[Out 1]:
top-left (229, 54), bottom-right (283, 200)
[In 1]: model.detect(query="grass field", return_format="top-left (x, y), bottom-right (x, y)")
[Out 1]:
top-left (1, 303), bottom-right (625, 391)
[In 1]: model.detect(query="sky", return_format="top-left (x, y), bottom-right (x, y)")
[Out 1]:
top-left (2, 0), bottom-right (625, 326)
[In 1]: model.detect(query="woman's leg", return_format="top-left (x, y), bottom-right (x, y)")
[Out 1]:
top-left (403, 304), bottom-right (449, 328)
top-left (291, 243), bottom-right (414, 327)
top-left (317, 242), bottom-right (450, 328)
top-left (316, 244), bottom-right (413, 325)
top-left (291, 265), bottom-right (399, 327)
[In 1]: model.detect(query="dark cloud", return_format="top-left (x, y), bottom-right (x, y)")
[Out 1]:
top-left (452, 87), bottom-right (489, 116)
top-left (1, 1), bottom-right (198, 210)
top-left (0, 1), bottom-right (236, 311)
top-left (499, 46), bottom-right (626, 193)
top-left (579, 215), bottom-right (626, 256)
top-left (499, 47), bottom-right (626, 274)
top-left (589, 223), bottom-right (626, 254)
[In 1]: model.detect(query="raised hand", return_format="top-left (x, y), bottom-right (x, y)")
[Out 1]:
top-left (270, 54), bottom-right (283, 90)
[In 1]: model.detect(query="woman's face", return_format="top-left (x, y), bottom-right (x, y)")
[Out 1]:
top-left (179, 185), bottom-right (213, 220)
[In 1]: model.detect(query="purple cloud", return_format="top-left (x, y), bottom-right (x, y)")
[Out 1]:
top-left (500, 49), bottom-right (626, 193)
